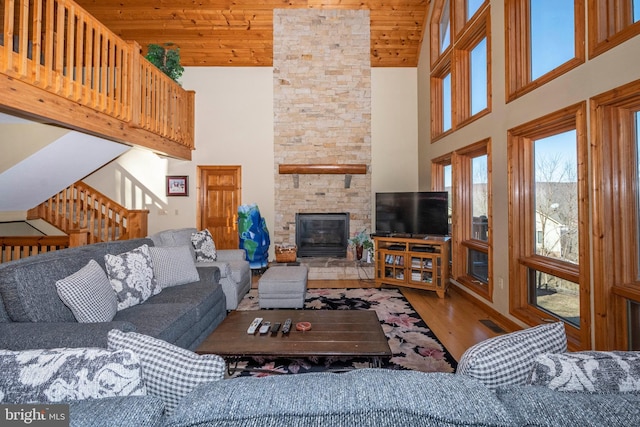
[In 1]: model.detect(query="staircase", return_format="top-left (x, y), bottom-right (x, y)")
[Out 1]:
top-left (0, 181), bottom-right (148, 264)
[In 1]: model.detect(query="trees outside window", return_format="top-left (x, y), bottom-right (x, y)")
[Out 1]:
top-left (508, 103), bottom-right (590, 349)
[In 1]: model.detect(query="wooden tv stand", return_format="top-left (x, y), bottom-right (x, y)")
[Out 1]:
top-left (373, 235), bottom-right (451, 298)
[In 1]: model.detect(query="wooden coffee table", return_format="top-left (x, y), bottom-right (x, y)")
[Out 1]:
top-left (196, 310), bottom-right (392, 374)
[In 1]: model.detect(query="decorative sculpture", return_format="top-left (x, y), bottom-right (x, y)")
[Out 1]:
top-left (238, 203), bottom-right (270, 270)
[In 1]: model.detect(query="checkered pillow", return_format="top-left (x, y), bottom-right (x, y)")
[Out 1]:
top-left (55, 259), bottom-right (117, 322)
top-left (191, 229), bottom-right (217, 261)
top-left (149, 245), bottom-right (200, 289)
top-left (456, 322), bottom-right (567, 390)
top-left (104, 244), bottom-right (161, 310)
top-left (107, 330), bottom-right (225, 414)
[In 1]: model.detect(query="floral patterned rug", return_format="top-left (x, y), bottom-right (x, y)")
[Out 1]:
top-left (233, 287), bottom-right (457, 377)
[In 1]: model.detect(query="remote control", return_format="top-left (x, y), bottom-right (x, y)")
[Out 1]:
top-left (282, 318), bottom-right (292, 334)
top-left (271, 322), bottom-right (281, 335)
top-left (247, 317), bottom-right (263, 334)
top-left (259, 321), bottom-right (271, 335)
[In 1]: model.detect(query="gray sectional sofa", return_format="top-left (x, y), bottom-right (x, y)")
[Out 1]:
top-left (8, 366), bottom-right (640, 427)
top-left (0, 238), bottom-right (226, 351)
top-left (1, 238), bottom-right (639, 426)
top-left (149, 228), bottom-right (251, 310)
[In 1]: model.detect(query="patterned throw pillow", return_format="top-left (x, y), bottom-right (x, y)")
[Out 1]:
top-left (55, 259), bottom-right (118, 323)
top-left (107, 330), bottom-right (225, 414)
top-left (456, 322), bottom-right (567, 390)
top-left (529, 351), bottom-right (640, 392)
top-left (149, 245), bottom-right (200, 289)
top-left (191, 229), bottom-right (217, 262)
top-left (0, 347), bottom-right (146, 403)
top-left (104, 244), bottom-right (161, 311)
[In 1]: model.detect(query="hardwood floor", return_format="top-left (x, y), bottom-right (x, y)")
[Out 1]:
top-left (252, 276), bottom-right (515, 362)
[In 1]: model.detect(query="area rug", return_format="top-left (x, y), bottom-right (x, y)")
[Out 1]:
top-left (233, 288), bottom-right (457, 377)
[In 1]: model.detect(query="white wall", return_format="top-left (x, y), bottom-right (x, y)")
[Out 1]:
top-left (85, 67), bottom-right (419, 244)
top-left (372, 68), bottom-right (419, 193)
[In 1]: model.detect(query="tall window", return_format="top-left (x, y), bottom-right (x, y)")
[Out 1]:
top-left (467, 0), bottom-right (484, 20)
top-left (431, 0), bottom-right (490, 140)
top-left (443, 73), bottom-right (452, 132)
top-left (433, 141), bottom-right (492, 301)
top-left (470, 38), bottom-right (488, 115)
top-left (591, 80), bottom-right (640, 350)
top-left (508, 103), bottom-right (590, 349)
top-left (440, 0), bottom-right (451, 54)
top-left (589, 0), bottom-right (640, 58)
top-left (505, 0), bottom-right (585, 101)
top-left (531, 131), bottom-right (580, 326)
top-left (530, 0), bottom-right (575, 80)
top-left (453, 141), bottom-right (492, 300)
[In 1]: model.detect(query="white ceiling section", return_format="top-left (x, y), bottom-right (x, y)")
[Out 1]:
top-left (0, 130), bottom-right (129, 211)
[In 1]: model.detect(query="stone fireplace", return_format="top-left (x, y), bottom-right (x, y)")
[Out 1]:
top-left (273, 9), bottom-right (372, 250)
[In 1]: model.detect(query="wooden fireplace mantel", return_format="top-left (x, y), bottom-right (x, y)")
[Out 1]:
top-left (278, 164), bottom-right (367, 175)
top-left (278, 164), bottom-right (367, 188)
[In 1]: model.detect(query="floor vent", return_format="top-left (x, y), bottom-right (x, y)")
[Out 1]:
top-left (479, 319), bottom-right (506, 334)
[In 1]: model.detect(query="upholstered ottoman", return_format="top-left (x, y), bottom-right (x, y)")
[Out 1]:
top-left (258, 265), bottom-right (309, 309)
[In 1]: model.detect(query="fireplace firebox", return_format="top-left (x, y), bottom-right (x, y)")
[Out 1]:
top-left (295, 213), bottom-right (350, 258)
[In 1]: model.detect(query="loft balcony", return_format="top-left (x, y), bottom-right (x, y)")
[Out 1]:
top-left (0, 0), bottom-right (195, 160)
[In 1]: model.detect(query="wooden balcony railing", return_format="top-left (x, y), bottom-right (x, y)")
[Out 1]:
top-left (0, 235), bottom-right (70, 264)
top-left (0, 0), bottom-right (194, 153)
top-left (27, 181), bottom-right (148, 245)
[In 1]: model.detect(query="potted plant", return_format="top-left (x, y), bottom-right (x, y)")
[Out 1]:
top-left (348, 229), bottom-right (374, 261)
top-left (145, 43), bottom-right (184, 84)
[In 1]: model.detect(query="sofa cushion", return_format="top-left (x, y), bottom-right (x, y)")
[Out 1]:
top-left (69, 395), bottom-right (164, 427)
top-left (529, 351), bottom-right (640, 392)
top-left (191, 229), bottom-right (217, 262)
top-left (105, 244), bottom-right (160, 310)
top-left (149, 245), bottom-right (200, 289)
top-left (113, 302), bottom-right (196, 344)
top-left (108, 330), bottom-right (225, 414)
top-left (496, 384), bottom-right (640, 427)
top-left (165, 370), bottom-right (516, 427)
top-left (144, 281), bottom-right (223, 321)
top-left (456, 322), bottom-right (567, 390)
top-left (0, 347), bottom-right (146, 403)
top-left (55, 260), bottom-right (117, 323)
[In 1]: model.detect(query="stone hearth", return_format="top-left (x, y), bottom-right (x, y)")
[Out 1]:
top-left (299, 258), bottom-right (374, 281)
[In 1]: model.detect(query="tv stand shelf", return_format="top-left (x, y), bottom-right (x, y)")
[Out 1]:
top-left (373, 235), bottom-right (450, 298)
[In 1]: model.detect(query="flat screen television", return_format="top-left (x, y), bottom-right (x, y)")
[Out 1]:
top-left (375, 191), bottom-right (449, 237)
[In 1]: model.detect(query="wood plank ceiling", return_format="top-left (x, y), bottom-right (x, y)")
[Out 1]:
top-left (74, 0), bottom-right (431, 67)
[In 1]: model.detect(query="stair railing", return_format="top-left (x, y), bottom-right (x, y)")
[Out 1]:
top-left (28, 181), bottom-right (148, 245)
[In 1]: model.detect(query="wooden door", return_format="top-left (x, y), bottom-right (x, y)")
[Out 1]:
top-left (197, 166), bottom-right (242, 249)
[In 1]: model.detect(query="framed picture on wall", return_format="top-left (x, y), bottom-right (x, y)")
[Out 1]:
top-left (166, 175), bottom-right (188, 196)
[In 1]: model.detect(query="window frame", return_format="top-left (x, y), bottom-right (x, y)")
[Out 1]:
top-left (454, 8), bottom-right (491, 127)
top-left (452, 140), bottom-right (493, 300)
top-left (432, 140), bottom-right (493, 301)
top-left (431, 59), bottom-right (454, 139)
top-left (508, 102), bottom-right (590, 350)
top-left (591, 79), bottom-right (640, 350)
top-left (430, 0), bottom-right (491, 141)
top-left (505, 0), bottom-right (586, 103)
top-left (588, 0), bottom-right (640, 58)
